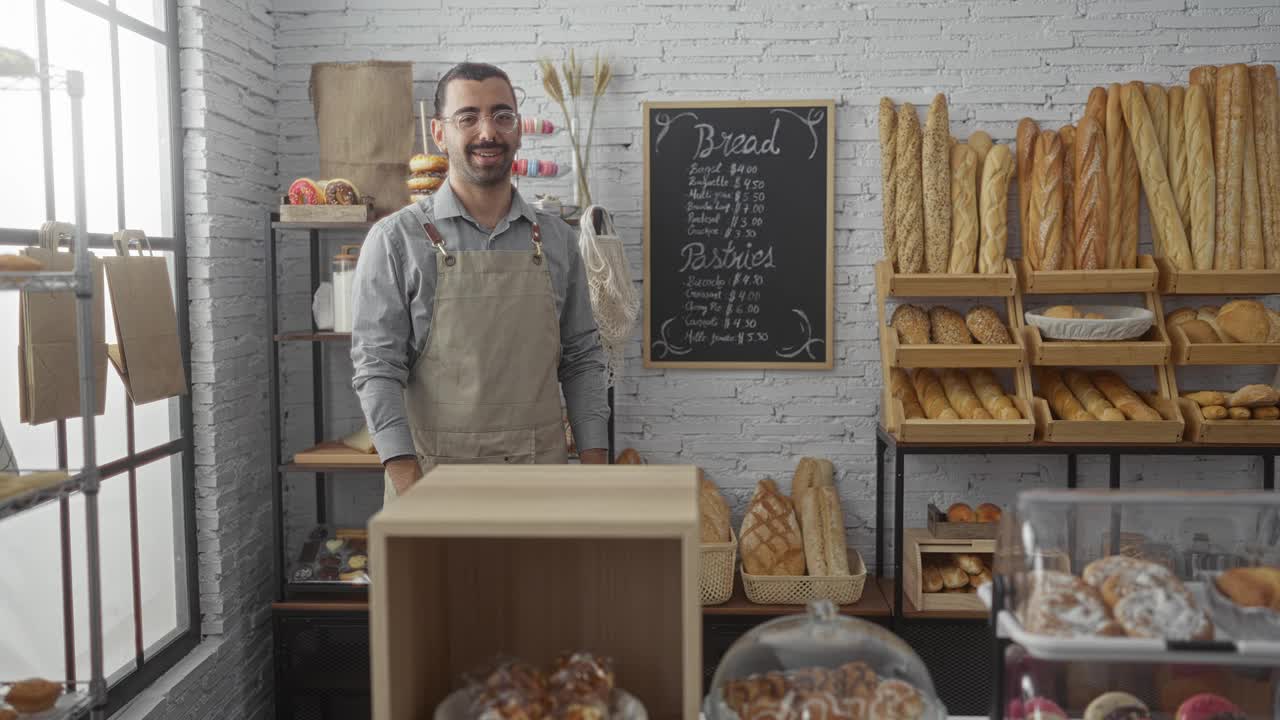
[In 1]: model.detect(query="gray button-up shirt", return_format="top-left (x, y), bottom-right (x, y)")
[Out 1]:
top-left (350, 183), bottom-right (609, 463)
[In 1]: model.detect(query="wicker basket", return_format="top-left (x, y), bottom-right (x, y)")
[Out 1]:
top-left (740, 548), bottom-right (867, 605)
top-left (699, 529), bottom-right (737, 605)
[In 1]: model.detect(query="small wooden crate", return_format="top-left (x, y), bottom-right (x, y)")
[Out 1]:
top-left (279, 202), bottom-right (373, 224)
top-left (1167, 323), bottom-right (1280, 365)
top-left (1018, 255), bottom-right (1159, 295)
top-left (1155, 257), bottom-right (1280, 295)
top-left (926, 503), bottom-right (998, 539)
top-left (903, 529), bottom-right (993, 614)
top-left (1022, 323), bottom-right (1171, 366)
top-left (740, 549), bottom-right (867, 605)
top-left (700, 529), bottom-right (737, 606)
top-left (1179, 397), bottom-right (1280, 444)
top-left (875, 258), bottom-right (1017, 297)
top-left (369, 466), bottom-right (700, 720)
top-left (883, 325), bottom-right (1026, 368)
top-left (882, 389), bottom-right (1036, 444)
top-left (1033, 395), bottom-right (1185, 444)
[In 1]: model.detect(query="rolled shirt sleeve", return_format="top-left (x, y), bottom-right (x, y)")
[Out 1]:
top-left (556, 228), bottom-right (611, 452)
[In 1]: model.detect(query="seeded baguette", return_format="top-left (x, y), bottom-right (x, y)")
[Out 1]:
top-left (923, 94), bottom-right (953, 273)
top-left (879, 98), bottom-right (899, 268)
top-left (895, 103), bottom-right (925, 273)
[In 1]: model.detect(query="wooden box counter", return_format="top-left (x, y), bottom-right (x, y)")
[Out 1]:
top-left (369, 465), bottom-right (701, 720)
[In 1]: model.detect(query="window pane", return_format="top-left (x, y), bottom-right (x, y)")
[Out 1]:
top-left (0, 2), bottom-right (46, 229)
top-left (66, 249), bottom-right (127, 470)
top-left (0, 501), bottom-right (67, 679)
top-left (47, 2), bottom-right (117, 233)
top-left (118, 29), bottom-right (171, 237)
top-left (92, 475), bottom-right (141, 678)
top-left (137, 453), bottom-right (185, 652)
top-left (117, 0), bottom-right (166, 33)
top-left (0, 288), bottom-right (58, 471)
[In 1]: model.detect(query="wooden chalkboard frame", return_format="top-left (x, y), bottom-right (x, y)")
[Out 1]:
top-left (642, 99), bottom-right (835, 369)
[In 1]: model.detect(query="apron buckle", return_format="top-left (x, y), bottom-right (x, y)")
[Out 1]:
top-left (425, 222), bottom-right (455, 266)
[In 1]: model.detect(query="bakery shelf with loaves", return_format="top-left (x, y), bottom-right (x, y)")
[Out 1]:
top-left (1164, 300), bottom-right (1280, 365)
top-left (1030, 366), bottom-right (1185, 443)
top-left (1018, 255), bottom-right (1160, 295)
top-left (883, 300), bottom-right (1028, 369)
top-left (1177, 384), bottom-right (1280, 444)
top-left (881, 367), bottom-right (1035, 444)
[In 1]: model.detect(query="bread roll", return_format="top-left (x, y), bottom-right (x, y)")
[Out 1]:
top-left (1253, 406), bottom-right (1279, 420)
top-left (1017, 118), bottom-right (1041, 266)
top-left (976, 503), bottom-right (1002, 523)
top-left (941, 368), bottom-right (993, 420)
top-left (1185, 84), bottom-right (1217, 270)
top-left (1183, 390), bottom-right (1227, 407)
top-left (1039, 367), bottom-right (1096, 421)
top-left (947, 502), bottom-right (974, 522)
top-left (790, 456), bottom-right (834, 522)
top-left (1145, 84), bottom-right (1170, 163)
top-left (880, 98), bottom-right (899, 267)
top-left (1190, 65), bottom-right (1218, 119)
top-left (1085, 86), bottom-right (1108, 128)
top-left (1229, 406), bottom-right (1252, 420)
top-left (895, 103), bottom-right (925, 273)
top-left (1251, 65), bottom-right (1280, 269)
top-left (1202, 405), bottom-right (1229, 420)
top-left (966, 368), bottom-right (1021, 420)
top-left (955, 553), bottom-right (985, 575)
top-left (890, 367), bottom-right (926, 420)
top-left (923, 94), bottom-right (952, 273)
top-left (923, 564), bottom-right (944, 593)
top-left (1060, 124), bottom-right (1077, 269)
top-left (1064, 368), bottom-right (1126, 422)
top-left (1241, 68), bottom-right (1265, 269)
top-left (1166, 307), bottom-right (1197, 326)
top-left (1091, 370), bottom-right (1162, 421)
top-left (1106, 85), bottom-right (1127, 269)
top-left (1044, 304), bottom-right (1080, 319)
top-left (616, 448), bottom-right (643, 464)
top-left (965, 304), bottom-right (1012, 345)
top-left (891, 303), bottom-right (931, 345)
top-left (941, 561), bottom-right (970, 589)
top-left (979, 144), bottom-right (1015, 274)
top-left (1028, 130), bottom-right (1065, 271)
top-left (929, 306), bottom-right (972, 344)
top-left (740, 479), bottom-right (806, 575)
top-left (1121, 82), bottom-right (1195, 270)
top-left (1073, 116), bottom-right (1109, 270)
top-left (949, 143), bottom-right (979, 273)
top-left (1167, 86), bottom-right (1192, 244)
top-left (912, 368), bottom-right (959, 420)
top-left (1214, 64), bottom-right (1247, 270)
top-left (1217, 299), bottom-right (1269, 343)
top-left (700, 472), bottom-right (732, 543)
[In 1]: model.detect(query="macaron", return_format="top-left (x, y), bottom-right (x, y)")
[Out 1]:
top-left (1024, 697), bottom-right (1068, 720)
top-left (1085, 692), bottom-right (1150, 720)
top-left (1176, 693), bottom-right (1245, 720)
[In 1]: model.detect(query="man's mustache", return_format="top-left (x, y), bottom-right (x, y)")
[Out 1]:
top-left (466, 142), bottom-right (509, 153)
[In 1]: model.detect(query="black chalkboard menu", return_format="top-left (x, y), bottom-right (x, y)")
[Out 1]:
top-left (643, 100), bottom-right (834, 369)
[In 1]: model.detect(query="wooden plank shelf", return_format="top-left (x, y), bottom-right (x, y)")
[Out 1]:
top-left (1023, 325), bottom-right (1170, 366)
top-left (875, 258), bottom-right (1017, 297)
top-left (883, 329), bottom-right (1026, 368)
top-left (1018, 255), bottom-right (1159, 295)
top-left (882, 389), bottom-right (1035, 444)
top-left (1168, 323), bottom-right (1280, 365)
top-left (276, 331), bottom-right (352, 343)
top-left (1033, 395), bottom-right (1185, 444)
top-left (1179, 397), bottom-right (1280, 444)
top-left (1155, 257), bottom-right (1280, 295)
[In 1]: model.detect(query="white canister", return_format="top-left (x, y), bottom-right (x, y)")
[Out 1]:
top-left (332, 244), bottom-right (360, 333)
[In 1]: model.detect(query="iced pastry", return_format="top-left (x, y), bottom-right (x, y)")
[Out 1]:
top-left (1085, 691), bottom-right (1150, 720)
top-left (1175, 693), bottom-right (1245, 720)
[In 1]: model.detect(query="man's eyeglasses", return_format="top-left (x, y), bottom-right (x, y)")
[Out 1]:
top-left (441, 110), bottom-right (519, 134)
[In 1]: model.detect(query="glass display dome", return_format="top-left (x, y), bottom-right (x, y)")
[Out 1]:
top-left (704, 600), bottom-right (946, 720)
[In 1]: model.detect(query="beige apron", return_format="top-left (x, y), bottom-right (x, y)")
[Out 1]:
top-left (384, 203), bottom-right (568, 504)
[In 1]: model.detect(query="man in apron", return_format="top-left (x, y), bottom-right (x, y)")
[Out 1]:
top-left (351, 62), bottom-right (610, 504)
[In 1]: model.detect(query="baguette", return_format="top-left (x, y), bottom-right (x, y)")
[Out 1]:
top-left (949, 143), bottom-right (979, 273)
top-left (1241, 67), bottom-right (1265, 269)
top-left (798, 489), bottom-right (829, 576)
top-left (1028, 130), bottom-right (1065, 271)
top-left (1167, 85), bottom-right (1191, 244)
top-left (1121, 82), bottom-right (1194, 270)
top-left (979, 144), bottom-right (1015, 274)
top-left (1106, 84), bottom-right (1127, 269)
top-left (1229, 407), bottom-right (1252, 420)
top-left (890, 367), bottom-right (926, 420)
top-left (1017, 118), bottom-right (1041, 267)
top-left (1073, 116), bottom-right (1109, 270)
top-left (1091, 370), bottom-right (1162, 422)
top-left (1190, 65), bottom-right (1218, 119)
top-left (895, 103), bottom-right (925, 273)
top-left (912, 368), bottom-right (960, 420)
top-left (968, 131), bottom-right (994, 250)
top-left (1202, 405), bottom-right (1229, 420)
top-left (1214, 64), bottom-right (1247, 270)
top-left (790, 456), bottom-right (834, 521)
top-left (941, 368), bottom-right (993, 420)
top-left (966, 368), bottom-right (1021, 420)
top-left (923, 94), bottom-right (952, 273)
top-left (1064, 368), bottom-right (1126, 421)
top-left (880, 98), bottom-right (899, 267)
top-left (1039, 368), bottom-right (1096, 421)
top-left (1084, 86), bottom-right (1108, 128)
top-left (1145, 84), bottom-right (1170, 164)
top-left (1060, 124), bottom-right (1077, 270)
top-left (1251, 65), bottom-right (1280, 269)
top-left (1227, 384), bottom-right (1280, 408)
top-left (1252, 406), bottom-right (1280, 421)
top-left (1183, 390), bottom-right (1228, 407)
top-left (798, 484), bottom-right (848, 577)
top-left (1185, 84), bottom-right (1217, 270)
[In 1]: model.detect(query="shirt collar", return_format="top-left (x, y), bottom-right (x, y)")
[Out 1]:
top-left (429, 180), bottom-right (538, 227)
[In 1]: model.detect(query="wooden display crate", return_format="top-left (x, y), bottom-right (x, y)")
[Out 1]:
top-left (279, 202), bottom-right (373, 224)
top-left (926, 503), bottom-right (998, 539)
top-left (882, 388), bottom-right (1035, 444)
top-left (1155, 257), bottom-right (1280, 295)
top-left (1023, 324), bottom-right (1171, 366)
top-left (369, 466), bottom-right (700, 720)
top-left (882, 323), bottom-right (1026, 368)
top-left (1179, 397), bottom-right (1280, 444)
top-left (1018, 255), bottom-right (1159, 294)
top-left (1032, 395), bottom-right (1185, 444)
top-left (903, 528), bottom-right (993, 614)
top-left (875, 258), bottom-right (1017, 297)
top-left (1167, 323), bottom-right (1280, 366)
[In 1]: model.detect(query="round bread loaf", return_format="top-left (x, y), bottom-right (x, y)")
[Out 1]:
top-left (929, 306), bottom-right (972, 344)
top-left (891, 304), bottom-right (931, 345)
top-left (965, 304), bottom-right (1013, 344)
top-left (1217, 299), bottom-right (1270, 343)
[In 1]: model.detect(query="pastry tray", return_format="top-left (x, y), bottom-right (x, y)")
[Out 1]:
top-left (984, 584), bottom-right (1280, 666)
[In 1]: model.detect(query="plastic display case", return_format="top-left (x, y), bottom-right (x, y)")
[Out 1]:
top-left (704, 600), bottom-right (946, 720)
top-left (987, 490), bottom-right (1280, 719)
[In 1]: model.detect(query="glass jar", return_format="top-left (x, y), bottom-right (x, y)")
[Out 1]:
top-left (332, 244), bottom-right (359, 333)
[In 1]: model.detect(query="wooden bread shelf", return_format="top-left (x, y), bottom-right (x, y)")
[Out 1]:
top-left (291, 441), bottom-right (382, 468)
top-left (902, 529), bottom-right (993, 615)
top-left (883, 327), bottom-right (1026, 368)
top-left (1179, 397), bottom-right (1280, 444)
top-left (878, 577), bottom-right (987, 620)
top-left (875, 258), bottom-right (1017, 297)
top-left (1018, 255), bottom-right (1159, 294)
top-left (1167, 323), bottom-right (1280, 365)
top-left (882, 389), bottom-right (1035, 444)
top-left (278, 203), bottom-right (373, 224)
top-left (1033, 395), bottom-right (1185, 444)
top-left (1155, 257), bottom-right (1280, 295)
top-left (926, 503), bottom-right (998, 539)
top-left (1022, 324), bottom-right (1170, 366)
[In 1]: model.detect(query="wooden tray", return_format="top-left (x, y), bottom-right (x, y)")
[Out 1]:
top-left (875, 258), bottom-right (1017, 297)
top-left (279, 203), bottom-right (373, 224)
top-left (1022, 324), bottom-right (1170, 366)
top-left (1033, 396), bottom-right (1185, 444)
top-left (294, 441), bottom-right (382, 467)
top-left (926, 503), bottom-right (998, 539)
top-left (1018, 255), bottom-right (1159, 294)
top-left (883, 389), bottom-right (1036, 444)
top-left (903, 528), bottom-right (993, 614)
top-left (1155, 257), bottom-right (1280, 295)
top-left (1179, 397), bottom-right (1280, 444)
top-left (1167, 323), bottom-right (1280, 365)
top-left (883, 327), bottom-right (1026, 368)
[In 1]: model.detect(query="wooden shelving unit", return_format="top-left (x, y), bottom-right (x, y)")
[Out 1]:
top-left (1154, 257), bottom-right (1280, 295)
top-left (1017, 255), bottom-right (1159, 295)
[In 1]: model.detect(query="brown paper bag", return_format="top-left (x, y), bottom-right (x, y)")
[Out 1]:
top-left (310, 61), bottom-right (414, 217)
top-left (103, 230), bottom-right (187, 405)
top-left (19, 222), bottom-right (107, 425)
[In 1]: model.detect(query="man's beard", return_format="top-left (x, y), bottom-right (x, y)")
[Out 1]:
top-left (450, 140), bottom-right (514, 187)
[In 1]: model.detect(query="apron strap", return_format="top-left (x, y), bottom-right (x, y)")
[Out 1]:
top-left (531, 222), bottom-right (544, 265)
top-left (423, 222), bottom-right (455, 267)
